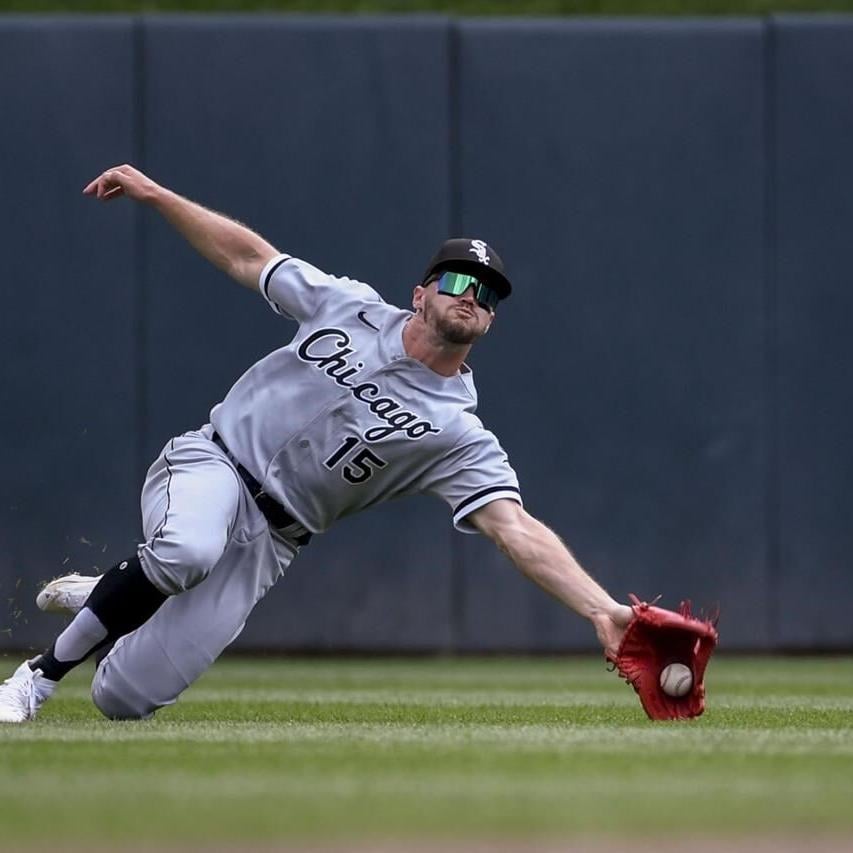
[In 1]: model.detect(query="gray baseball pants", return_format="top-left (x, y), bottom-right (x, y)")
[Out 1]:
top-left (91, 426), bottom-right (300, 719)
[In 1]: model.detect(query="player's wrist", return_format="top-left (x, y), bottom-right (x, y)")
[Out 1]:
top-left (586, 596), bottom-right (624, 621)
top-left (145, 183), bottom-right (171, 209)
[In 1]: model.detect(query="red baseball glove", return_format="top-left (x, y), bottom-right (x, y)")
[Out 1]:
top-left (608, 594), bottom-right (719, 721)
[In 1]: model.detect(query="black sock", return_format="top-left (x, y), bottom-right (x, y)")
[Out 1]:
top-left (31, 556), bottom-right (168, 682)
top-left (31, 647), bottom-right (78, 682)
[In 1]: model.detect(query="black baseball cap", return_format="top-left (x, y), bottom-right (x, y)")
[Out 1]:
top-left (421, 238), bottom-right (512, 300)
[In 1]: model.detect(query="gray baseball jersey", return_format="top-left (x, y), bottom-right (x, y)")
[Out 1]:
top-left (94, 253), bottom-right (523, 719)
top-left (209, 254), bottom-right (522, 534)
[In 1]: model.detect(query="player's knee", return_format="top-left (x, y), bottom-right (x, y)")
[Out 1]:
top-left (91, 664), bottom-right (155, 721)
top-left (141, 537), bottom-right (225, 595)
top-left (174, 538), bottom-right (224, 590)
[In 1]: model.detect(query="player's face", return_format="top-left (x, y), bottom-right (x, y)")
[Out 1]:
top-left (418, 276), bottom-right (494, 345)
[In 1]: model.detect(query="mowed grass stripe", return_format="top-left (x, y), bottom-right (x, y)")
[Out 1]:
top-left (4, 720), bottom-right (853, 756)
top-left (182, 655), bottom-right (853, 691)
top-left (1, 655), bottom-right (852, 843)
top-left (3, 766), bottom-right (852, 799)
top-left (35, 684), bottom-right (853, 710)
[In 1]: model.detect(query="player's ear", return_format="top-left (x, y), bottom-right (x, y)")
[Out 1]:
top-left (412, 284), bottom-right (426, 313)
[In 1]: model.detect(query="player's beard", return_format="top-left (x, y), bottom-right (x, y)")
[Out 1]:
top-left (428, 302), bottom-right (484, 345)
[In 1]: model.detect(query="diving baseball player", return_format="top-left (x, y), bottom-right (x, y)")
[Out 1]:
top-left (0, 164), bottom-right (632, 723)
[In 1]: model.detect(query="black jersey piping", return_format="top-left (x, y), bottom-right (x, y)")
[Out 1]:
top-left (261, 256), bottom-right (291, 310)
top-left (151, 438), bottom-right (176, 551)
top-left (453, 485), bottom-right (521, 518)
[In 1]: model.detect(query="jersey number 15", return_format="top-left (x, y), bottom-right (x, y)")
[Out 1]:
top-left (323, 436), bottom-right (388, 484)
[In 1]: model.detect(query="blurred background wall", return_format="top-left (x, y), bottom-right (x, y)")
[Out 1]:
top-left (1, 14), bottom-right (851, 652)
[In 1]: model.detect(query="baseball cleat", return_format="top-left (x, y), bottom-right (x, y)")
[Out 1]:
top-left (36, 573), bottom-right (102, 615)
top-left (0, 660), bottom-right (57, 723)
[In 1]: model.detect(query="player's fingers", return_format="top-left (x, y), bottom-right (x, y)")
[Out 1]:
top-left (84, 164), bottom-right (147, 201)
top-left (83, 176), bottom-right (108, 198)
top-left (96, 172), bottom-right (125, 199)
top-left (84, 170), bottom-right (113, 194)
top-left (84, 164), bottom-right (139, 196)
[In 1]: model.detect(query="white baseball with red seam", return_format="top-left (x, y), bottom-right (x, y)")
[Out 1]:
top-left (659, 663), bottom-right (693, 697)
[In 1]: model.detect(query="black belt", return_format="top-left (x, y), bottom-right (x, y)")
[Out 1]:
top-left (212, 432), bottom-right (311, 546)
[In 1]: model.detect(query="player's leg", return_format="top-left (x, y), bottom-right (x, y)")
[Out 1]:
top-left (28, 554), bottom-right (168, 681)
top-left (91, 519), bottom-right (297, 719)
top-left (0, 558), bottom-right (169, 722)
top-left (0, 431), bottom-right (241, 723)
top-left (34, 430), bottom-right (242, 678)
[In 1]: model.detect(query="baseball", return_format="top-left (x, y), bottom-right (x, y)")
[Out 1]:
top-left (659, 663), bottom-right (693, 697)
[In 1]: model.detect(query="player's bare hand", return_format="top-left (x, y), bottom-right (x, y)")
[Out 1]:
top-left (592, 603), bottom-right (633, 659)
top-left (83, 164), bottom-right (161, 203)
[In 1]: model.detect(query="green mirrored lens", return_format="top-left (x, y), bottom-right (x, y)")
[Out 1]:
top-left (476, 286), bottom-right (500, 311)
top-left (437, 272), bottom-right (480, 296)
top-left (436, 271), bottom-right (499, 311)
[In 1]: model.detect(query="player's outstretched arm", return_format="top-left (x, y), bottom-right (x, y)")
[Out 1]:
top-left (83, 164), bottom-right (278, 291)
top-left (469, 499), bottom-right (632, 658)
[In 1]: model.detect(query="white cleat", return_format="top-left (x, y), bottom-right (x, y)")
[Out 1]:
top-left (36, 573), bottom-right (102, 616)
top-left (0, 660), bottom-right (57, 723)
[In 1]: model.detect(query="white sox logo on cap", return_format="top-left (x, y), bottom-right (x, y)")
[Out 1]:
top-left (469, 239), bottom-right (490, 265)
top-left (422, 237), bottom-right (511, 299)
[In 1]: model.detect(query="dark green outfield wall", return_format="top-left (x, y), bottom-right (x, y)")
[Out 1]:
top-left (4, 2), bottom-right (853, 15)
top-left (1, 15), bottom-right (851, 652)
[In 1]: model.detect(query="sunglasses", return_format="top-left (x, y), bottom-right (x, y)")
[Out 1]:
top-left (433, 271), bottom-right (500, 312)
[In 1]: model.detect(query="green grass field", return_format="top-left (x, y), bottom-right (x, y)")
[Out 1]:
top-left (1, 655), bottom-right (852, 849)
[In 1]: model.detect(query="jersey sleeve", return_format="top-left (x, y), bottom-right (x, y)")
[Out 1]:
top-left (422, 428), bottom-right (522, 534)
top-left (259, 253), bottom-right (380, 322)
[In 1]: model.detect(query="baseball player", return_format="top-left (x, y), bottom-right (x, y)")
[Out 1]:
top-left (0, 164), bottom-right (632, 723)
